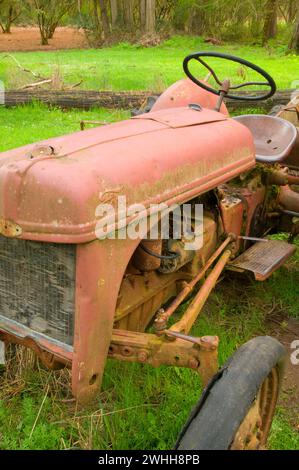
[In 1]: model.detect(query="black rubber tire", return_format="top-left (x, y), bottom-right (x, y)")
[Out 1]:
top-left (176, 336), bottom-right (286, 450)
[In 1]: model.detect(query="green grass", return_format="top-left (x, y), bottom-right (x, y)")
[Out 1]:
top-left (0, 36), bottom-right (298, 92)
top-left (0, 104), bottom-right (129, 152)
top-left (269, 408), bottom-right (299, 450)
top-left (0, 103), bottom-right (298, 450)
top-left (0, 270), bottom-right (298, 450)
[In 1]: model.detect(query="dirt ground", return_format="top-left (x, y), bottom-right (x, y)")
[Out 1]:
top-left (269, 317), bottom-right (299, 428)
top-left (0, 27), bottom-right (88, 52)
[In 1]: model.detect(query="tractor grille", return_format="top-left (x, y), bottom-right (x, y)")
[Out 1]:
top-left (0, 237), bottom-right (76, 346)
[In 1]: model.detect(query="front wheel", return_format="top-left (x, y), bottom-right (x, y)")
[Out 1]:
top-left (176, 336), bottom-right (286, 450)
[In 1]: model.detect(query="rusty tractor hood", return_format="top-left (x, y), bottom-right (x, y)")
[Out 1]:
top-left (0, 107), bottom-right (255, 243)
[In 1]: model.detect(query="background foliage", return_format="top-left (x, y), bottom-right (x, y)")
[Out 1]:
top-left (0, 0), bottom-right (298, 51)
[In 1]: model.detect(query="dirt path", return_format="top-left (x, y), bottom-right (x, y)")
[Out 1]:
top-left (268, 317), bottom-right (299, 429)
top-left (0, 27), bottom-right (88, 52)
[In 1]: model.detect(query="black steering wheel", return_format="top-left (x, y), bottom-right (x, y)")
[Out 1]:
top-left (183, 52), bottom-right (276, 101)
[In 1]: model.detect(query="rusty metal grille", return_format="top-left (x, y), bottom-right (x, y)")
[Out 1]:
top-left (0, 237), bottom-right (76, 346)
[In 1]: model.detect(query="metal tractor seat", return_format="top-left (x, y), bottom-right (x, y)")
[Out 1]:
top-left (234, 114), bottom-right (298, 164)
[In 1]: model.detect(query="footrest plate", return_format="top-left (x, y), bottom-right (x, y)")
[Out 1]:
top-left (229, 239), bottom-right (296, 281)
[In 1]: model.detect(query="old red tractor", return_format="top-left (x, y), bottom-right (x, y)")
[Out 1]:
top-left (0, 52), bottom-right (298, 449)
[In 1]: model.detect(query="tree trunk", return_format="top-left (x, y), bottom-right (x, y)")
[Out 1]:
top-left (140, 0), bottom-right (146, 30)
top-left (114, 0), bottom-right (124, 27)
top-left (1, 6), bottom-right (17, 33)
top-left (98, 0), bottom-right (110, 37)
top-left (110, 0), bottom-right (118, 27)
top-left (48, 22), bottom-right (59, 39)
top-left (289, 8), bottom-right (299, 53)
top-left (263, 0), bottom-right (278, 44)
top-left (145, 0), bottom-right (155, 34)
top-left (188, 3), bottom-right (205, 35)
top-left (93, 0), bottom-right (101, 35)
top-left (287, 0), bottom-right (297, 23)
top-left (36, 10), bottom-right (49, 45)
top-left (40, 33), bottom-right (49, 45)
top-left (124, 0), bottom-right (134, 31)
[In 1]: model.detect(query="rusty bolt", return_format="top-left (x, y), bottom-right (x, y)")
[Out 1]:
top-left (121, 346), bottom-right (134, 357)
top-left (256, 430), bottom-right (263, 440)
top-left (108, 345), bottom-right (118, 355)
top-left (256, 417), bottom-right (262, 428)
top-left (29, 145), bottom-right (55, 159)
top-left (227, 232), bottom-right (237, 242)
top-left (138, 351), bottom-right (148, 363)
top-left (200, 335), bottom-right (219, 351)
top-left (188, 358), bottom-right (199, 369)
top-left (154, 309), bottom-right (168, 332)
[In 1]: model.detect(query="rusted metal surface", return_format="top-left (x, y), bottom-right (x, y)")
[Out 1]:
top-left (278, 185), bottom-right (299, 213)
top-left (158, 239), bottom-right (195, 274)
top-left (231, 367), bottom-right (279, 450)
top-left (238, 236), bottom-right (269, 243)
top-left (170, 249), bottom-right (232, 334)
top-left (150, 79), bottom-right (229, 115)
top-left (229, 239), bottom-right (296, 281)
top-left (0, 325), bottom-right (72, 364)
top-left (0, 218), bottom-right (22, 237)
top-left (218, 183), bottom-right (267, 245)
top-left (114, 270), bottom-right (191, 332)
top-left (215, 79), bottom-right (231, 112)
top-left (154, 236), bottom-right (233, 331)
top-left (72, 237), bottom-right (155, 401)
top-left (116, 212), bottom-right (221, 332)
top-left (0, 107), bottom-right (255, 243)
top-left (273, 97), bottom-right (299, 169)
top-left (267, 168), bottom-right (299, 186)
top-left (132, 105), bottom-right (227, 127)
top-left (29, 145), bottom-right (55, 159)
top-left (276, 94), bottom-right (299, 126)
top-left (282, 133), bottom-right (299, 169)
top-left (109, 329), bottom-right (219, 386)
top-left (163, 330), bottom-right (219, 350)
top-left (286, 173), bottom-right (299, 185)
top-left (219, 195), bottom-right (244, 251)
top-left (234, 114), bottom-right (297, 163)
top-left (0, 330), bottom-right (70, 370)
top-left (182, 212), bottom-right (219, 277)
top-left (0, 238), bottom-right (76, 345)
top-left (132, 239), bottom-right (162, 271)
top-left (243, 187), bottom-right (267, 239)
top-left (72, 239), bottom-right (122, 401)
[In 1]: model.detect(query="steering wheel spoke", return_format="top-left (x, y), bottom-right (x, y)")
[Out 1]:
top-left (183, 52), bottom-right (276, 102)
top-left (196, 58), bottom-right (223, 87)
top-left (229, 81), bottom-right (271, 90)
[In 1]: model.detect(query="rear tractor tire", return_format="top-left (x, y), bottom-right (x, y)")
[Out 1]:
top-left (176, 336), bottom-right (286, 450)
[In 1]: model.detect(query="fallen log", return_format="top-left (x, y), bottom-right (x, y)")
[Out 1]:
top-left (2, 89), bottom-right (297, 111)
top-left (3, 90), bottom-right (149, 110)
